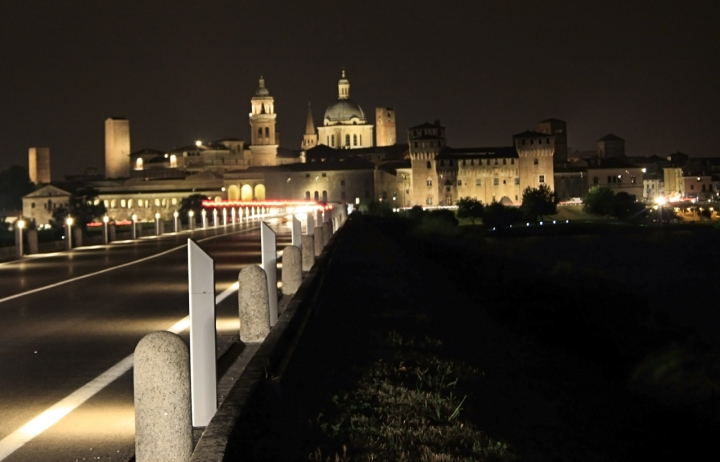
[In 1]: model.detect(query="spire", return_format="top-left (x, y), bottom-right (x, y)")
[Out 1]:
top-left (304, 102), bottom-right (315, 135)
top-left (338, 68), bottom-right (350, 100)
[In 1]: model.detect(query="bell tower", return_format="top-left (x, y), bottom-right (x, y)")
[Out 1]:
top-left (249, 76), bottom-right (278, 166)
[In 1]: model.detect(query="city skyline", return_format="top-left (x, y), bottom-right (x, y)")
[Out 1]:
top-left (0, 0), bottom-right (718, 178)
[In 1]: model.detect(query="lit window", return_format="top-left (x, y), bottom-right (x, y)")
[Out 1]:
top-left (135, 158), bottom-right (143, 170)
top-left (170, 155), bottom-right (177, 168)
top-left (121, 199), bottom-right (126, 208)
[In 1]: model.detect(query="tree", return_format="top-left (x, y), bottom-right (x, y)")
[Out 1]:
top-left (611, 192), bottom-right (645, 220)
top-left (51, 186), bottom-right (106, 231)
top-left (583, 186), bottom-right (615, 216)
top-left (482, 201), bottom-right (525, 228)
top-left (456, 196), bottom-right (484, 225)
top-left (179, 194), bottom-right (209, 224)
top-left (521, 184), bottom-right (557, 222)
top-left (0, 166), bottom-right (35, 211)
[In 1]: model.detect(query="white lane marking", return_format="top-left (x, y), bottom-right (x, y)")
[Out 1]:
top-left (0, 284), bottom-right (241, 459)
top-left (0, 226), bottom-right (259, 306)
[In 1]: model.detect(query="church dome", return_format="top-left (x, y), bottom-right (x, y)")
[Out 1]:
top-left (324, 99), bottom-right (366, 123)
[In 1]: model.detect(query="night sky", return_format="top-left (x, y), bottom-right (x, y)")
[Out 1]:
top-left (1, 0), bottom-right (718, 178)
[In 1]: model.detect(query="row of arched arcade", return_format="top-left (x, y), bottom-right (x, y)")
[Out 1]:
top-left (226, 184), bottom-right (266, 202)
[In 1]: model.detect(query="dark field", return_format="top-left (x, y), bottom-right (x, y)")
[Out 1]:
top-left (238, 216), bottom-right (720, 461)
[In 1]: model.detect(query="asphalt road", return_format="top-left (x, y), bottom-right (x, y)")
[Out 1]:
top-left (0, 219), bottom-right (292, 461)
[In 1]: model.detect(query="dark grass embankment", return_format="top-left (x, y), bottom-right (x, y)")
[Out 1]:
top-left (236, 214), bottom-right (720, 461)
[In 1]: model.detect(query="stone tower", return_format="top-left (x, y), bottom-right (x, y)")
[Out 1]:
top-left (408, 121), bottom-right (446, 207)
top-left (28, 147), bottom-right (51, 184)
top-left (249, 76), bottom-right (278, 166)
top-left (514, 131), bottom-right (555, 193)
top-left (301, 103), bottom-right (318, 150)
top-left (537, 118), bottom-right (567, 162)
top-left (597, 134), bottom-right (625, 158)
top-left (105, 118), bottom-right (131, 178)
top-left (376, 107), bottom-right (396, 147)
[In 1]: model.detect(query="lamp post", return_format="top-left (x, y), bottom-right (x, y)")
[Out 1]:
top-left (188, 210), bottom-right (195, 230)
top-left (16, 219), bottom-right (25, 257)
top-left (131, 214), bottom-right (138, 239)
top-left (174, 211), bottom-right (179, 232)
top-left (155, 212), bottom-right (161, 236)
top-left (103, 215), bottom-right (109, 244)
top-left (66, 217), bottom-right (74, 249)
top-left (655, 196), bottom-right (666, 227)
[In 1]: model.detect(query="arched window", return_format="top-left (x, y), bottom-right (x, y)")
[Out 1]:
top-left (322, 191), bottom-right (328, 201)
top-left (353, 134), bottom-right (357, 146)
top-left (265, 127), bottom-right (269, 138)
top-left (135, 157), bottom-right (143, 170)
top-left (533, 158), bottom-right (539, 165)
top-left (331, 135), bottom-right (335, 146)
top-left (258, 128), bottom-right (263, 138)
top-left (426, 161), bottom-right (431, 169)
top-left (169, 154), bottom-right (177, 168)
top-left (305, 191), bottom-right (311, 200)
top-left (426, 196), bottom-right (433, 205)
top-left (345, 134), bottom-right (350, 146)
top-left (426, 178), bottom-right (433, 186)
top-left (314, 191), bottom-right (319, 201)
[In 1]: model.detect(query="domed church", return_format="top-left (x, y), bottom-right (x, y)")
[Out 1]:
top-left (316, 70), bottom-right (375, 149)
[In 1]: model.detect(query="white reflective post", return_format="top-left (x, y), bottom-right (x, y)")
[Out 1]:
top-left (131, 214), bottom-right (137, 240)
top-left (202, 210), bottom-right (207, 229)
top-left (292, 215), bottom-right (301, 247)
top-left (261, 222), bottom-right (278, 326)
top-left (222, 208), bottom-right (227, 226)
top-left (187, 239), bottom-right (217, 426)
top-left (174, 211), bottom-right (179, 232)
top-left (231, 207), bottom-right (236, 224)
top-left (307, 214), bottom-right (315, 236)
top-left (213, 209), bottom-right (217, 227)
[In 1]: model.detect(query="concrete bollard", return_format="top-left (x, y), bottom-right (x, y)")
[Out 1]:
top-left (109, 223), bottom-right (116, 242)
top-left (323, 222), bottom-right (331, 246)
top-left (134, 331), bottom-right (192, 462)
top-left (314, 226), bottom-right (324, 257)
top-left (281, 245), bottom-right (302, 296)
top-left (301, 235), bottom-right (314, 272)
top-left (27, 229), bottom-right (38, 254)
top-left (238, 265), bottom-right (271, 343)
top-left (73, 227), bottom-right (83, 248)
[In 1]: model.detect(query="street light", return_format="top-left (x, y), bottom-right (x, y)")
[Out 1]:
top-left (103, 215), bottom-right (109, 244)
top-left (155, 212), bottom-right (161, 235)
top-left (16, 219), bottom-right (25, 257)
top-left (66, 216), bottom-right (74, 249)
top-left (131, 213), bottom-right (138, 239)
top-left (655, 196), bottom-right (666, 226)
top-left (173, 211), bottom-right (179, 232)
